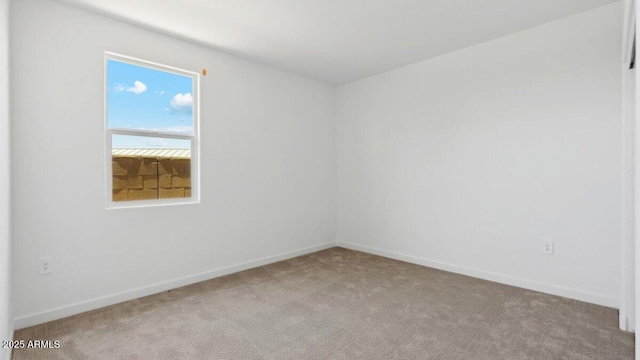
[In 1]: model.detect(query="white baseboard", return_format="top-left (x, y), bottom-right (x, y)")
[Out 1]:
top-left (336, 242), bottom-right (618, 309)
top-left (618, 314), bottom-right (635, 333)
top-left (14, 242), bottom-right (335, 330)
top-left (619, 315), bottom-right (628, 331)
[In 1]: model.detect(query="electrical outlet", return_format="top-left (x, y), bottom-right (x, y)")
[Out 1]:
top-left (543, 240), bottom-right (554, 255)
top-left (316, 216), bottom-right (323, 227)
top-left (38, 257), bottom-right (53, 275)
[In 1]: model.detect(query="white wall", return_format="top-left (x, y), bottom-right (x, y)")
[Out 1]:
top-left (11, 0), bottom-right (336, 327)
top-left (622, 0), bottom-right (636, 333)
top-left (336, 3), bottom-right (623, 307)
top-left (0, 0), bottom-right (12, 357)
top-left (623, 65), bottom-right (636, 330)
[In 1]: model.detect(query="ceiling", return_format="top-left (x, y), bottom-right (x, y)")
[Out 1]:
top-left (58, 0), bottom-right (618, 85)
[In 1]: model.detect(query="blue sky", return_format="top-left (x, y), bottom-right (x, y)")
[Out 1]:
top-left (107, 59), bottom-right (193, 149)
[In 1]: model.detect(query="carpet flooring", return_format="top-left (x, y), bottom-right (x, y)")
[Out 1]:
top-left (13, 247), bottom-right (634, 359)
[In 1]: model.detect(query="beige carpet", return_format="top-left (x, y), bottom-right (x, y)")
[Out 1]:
top-left (13, 247), bottom-right (634, 359)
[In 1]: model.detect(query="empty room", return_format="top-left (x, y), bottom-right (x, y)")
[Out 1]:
top-left (1, 0), bottom-right (639, 359)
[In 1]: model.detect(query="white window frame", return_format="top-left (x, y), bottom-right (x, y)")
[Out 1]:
top-left (104, 52), bottom-right (200, 209)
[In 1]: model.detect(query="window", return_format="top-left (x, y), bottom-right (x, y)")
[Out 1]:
top-left (105, 52), bottom-right (199, 208)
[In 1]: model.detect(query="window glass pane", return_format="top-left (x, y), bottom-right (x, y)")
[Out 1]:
top-left (107, 59), bottom-right (194, 135)
top-left (112, 134), bottom-right (191, 149)
top-left (111, 134), bottom-right (192, 202)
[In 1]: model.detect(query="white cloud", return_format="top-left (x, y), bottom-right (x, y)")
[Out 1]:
top-left (170, 93), bottom-right (193, 112)
top-left (142, 138), bottom-right (169, 147)
top-left (112, 83), bottom-right (126, 93)
top-left (127, 81), bottom-right (147, 94)
top-left (137, 126), bottom-right (193, 135)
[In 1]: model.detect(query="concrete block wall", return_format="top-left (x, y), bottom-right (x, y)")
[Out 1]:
top-left (112, 156), bottom-right (191, 201)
